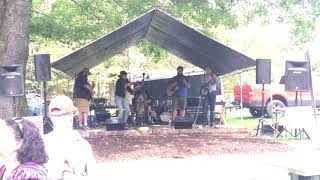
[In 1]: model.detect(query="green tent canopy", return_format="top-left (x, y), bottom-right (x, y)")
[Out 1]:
top-left (52, 9), bottom-right (255, 76)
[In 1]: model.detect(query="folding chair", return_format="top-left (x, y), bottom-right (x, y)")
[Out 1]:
top-left (215, 101), bottom-right (226, 125)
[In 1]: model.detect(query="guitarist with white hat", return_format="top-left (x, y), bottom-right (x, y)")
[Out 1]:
top-left (166, 66), bottom-right (191, 122)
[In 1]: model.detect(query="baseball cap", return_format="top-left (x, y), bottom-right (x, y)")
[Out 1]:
top-left (48, 95), bottom-right (77, 116)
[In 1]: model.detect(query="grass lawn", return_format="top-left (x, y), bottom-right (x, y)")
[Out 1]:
top-left (225, 108), bottom-right (270, 129)
top-left (225, 108), bottom-right (319, 141)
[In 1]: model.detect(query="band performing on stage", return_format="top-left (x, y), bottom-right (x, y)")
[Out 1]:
top-left (76, 66), bottom-right (222, 129)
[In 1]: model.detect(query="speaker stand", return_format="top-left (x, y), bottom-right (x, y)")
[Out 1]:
top-left (43, 81), bottom-right (48, 117)
top-left (42, 81), bottom-right (53, 134)
top-left (247, 84), bottom-right (280, 136)
top-left (12, 96), bottom-right (17, 117)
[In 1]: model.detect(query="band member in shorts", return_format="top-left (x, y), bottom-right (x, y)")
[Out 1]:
top-left (73, 68), bottom-right (95, 130)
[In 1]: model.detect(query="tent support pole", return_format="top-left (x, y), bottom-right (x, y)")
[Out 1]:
top-left (305, 51), bottom-right (317, 125)
top-left (240, 71), bottom-right (243, 126)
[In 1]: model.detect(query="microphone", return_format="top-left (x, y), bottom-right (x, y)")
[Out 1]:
top-left (142, 73), bottom-right (145, 83)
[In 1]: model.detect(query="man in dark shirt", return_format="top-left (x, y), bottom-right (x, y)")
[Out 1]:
top-left (115, 71), bottom-right (131, 127)
top-left (73, 68), bottom-right (95, 130)
top-left (168, 66), bottom-right (190, 121)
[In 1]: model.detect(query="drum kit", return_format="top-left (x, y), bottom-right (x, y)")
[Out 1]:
top-left (159, 112), bottom-right (171, 123)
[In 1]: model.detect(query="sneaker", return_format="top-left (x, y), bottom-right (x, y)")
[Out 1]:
top-left (123, 123), bottom-right (129, 130)
top-left (197, 125), bottom-right (203, 129)
top-left (83, 126), bottom-right (90, 130)
top-left (210, 124), bottom-right (218, 129)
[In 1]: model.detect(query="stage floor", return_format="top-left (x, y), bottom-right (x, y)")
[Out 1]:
top-left (80, 126), bottom-right (292, 163)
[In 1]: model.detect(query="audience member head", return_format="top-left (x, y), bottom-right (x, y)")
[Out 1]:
top-left (0, 118), bottom-right (48, 165)
top-left (48, 95), bottom-right (77, 132)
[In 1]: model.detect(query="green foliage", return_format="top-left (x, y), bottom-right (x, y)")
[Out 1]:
top-left (29, 0), bottom-right (320, 97)
top-left (138, 41), bottom-right (168, 63)
top-left (30, 0), bottom-right (240, 50)
top-left (240, 0), bottom-right (320, 47)
top-left (31, 0), bottom-right (320, 52)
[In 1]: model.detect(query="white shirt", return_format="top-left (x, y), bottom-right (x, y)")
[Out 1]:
top-left (44, 130), bottom-right (95, 180)
top-left (201, 74), bottom-right (219, 92)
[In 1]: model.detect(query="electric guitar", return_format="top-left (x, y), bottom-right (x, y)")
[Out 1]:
top-left (200, 85), bottom-right (209, 96)
top-left (200, 75), bottom-right (216, 96)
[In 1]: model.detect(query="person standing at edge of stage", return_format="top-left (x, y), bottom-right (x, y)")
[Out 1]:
top-left (73, 68), bottom-right (95, 130)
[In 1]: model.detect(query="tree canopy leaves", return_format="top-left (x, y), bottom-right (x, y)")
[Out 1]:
top-left (31, 0), bottom-right (319, 51)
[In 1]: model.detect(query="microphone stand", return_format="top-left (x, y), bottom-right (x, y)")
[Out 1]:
top-left (142, 73), bottom-right (148, 125)
top-left (43, 80), bottom-right (53, 134)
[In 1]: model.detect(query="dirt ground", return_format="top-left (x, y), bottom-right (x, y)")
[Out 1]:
top-left (83, 128), bottom-right (292, 163)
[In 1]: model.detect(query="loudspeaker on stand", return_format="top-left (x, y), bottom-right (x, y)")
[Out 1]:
top-left (0, 64), bottom-right (24, 96)
top-left (256, 59), bottom-right (271, 84)
top-left (34, 54), bottom-right (51, 82)
top-left (285, 60), bottom-right (309, 92)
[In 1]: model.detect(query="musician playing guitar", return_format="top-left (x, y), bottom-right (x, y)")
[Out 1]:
top-left (200, 66), bottom-right (220, 128)
top-left (167, 66), bottom-right (191, 121)
top-left (73, 68), bottom-right (95, 130)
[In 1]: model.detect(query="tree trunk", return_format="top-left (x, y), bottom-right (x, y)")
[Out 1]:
top-left (0, 0), bottom-right (32, 120)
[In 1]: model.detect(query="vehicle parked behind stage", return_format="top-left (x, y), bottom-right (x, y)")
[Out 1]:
top-left (233, 74), bottom-right (320, 118)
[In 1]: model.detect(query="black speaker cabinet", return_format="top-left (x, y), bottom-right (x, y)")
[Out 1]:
top-left (256, 59), bottom-right (271, 84)
top-left (0, 64), bottom-right (24, 96)
top-left (285, 60), bottom-right (309, 92)
top-left (174, 116), bottom-right (194, 129)
top-left (34, 54), bottom-right (51, 82)
top-left (106, 118), bottom-right (125, 131)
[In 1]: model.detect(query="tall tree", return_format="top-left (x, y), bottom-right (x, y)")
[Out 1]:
top-left (0, 0), bottom-right (33, 119)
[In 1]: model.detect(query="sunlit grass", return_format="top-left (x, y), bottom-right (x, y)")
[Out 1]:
top-left (225, 108), bottom-right (315, 141)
